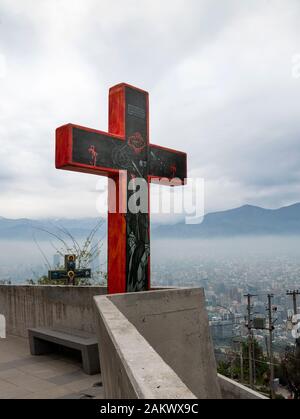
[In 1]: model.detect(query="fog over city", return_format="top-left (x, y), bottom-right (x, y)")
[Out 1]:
top-left (1, 235), bottom-right (300, 287)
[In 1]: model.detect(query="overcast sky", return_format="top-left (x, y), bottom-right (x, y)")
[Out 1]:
top-left (0, 0), bottom-right (300, 219)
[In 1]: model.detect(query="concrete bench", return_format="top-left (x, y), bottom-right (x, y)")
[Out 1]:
top-left (28, 327), bottom-right (100, 375)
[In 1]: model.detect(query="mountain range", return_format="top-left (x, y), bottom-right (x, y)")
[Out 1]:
top-left (154, 203), bottom-right (300, 238)
top-left (0, 203), bottom-right (300, 240)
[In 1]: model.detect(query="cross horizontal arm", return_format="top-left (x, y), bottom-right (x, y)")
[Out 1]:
top-left (149, 144), bottom-right (187, 184)
top-left (56, 124), bottom-right (126, 177)
top-left (48, 269), bottom-right (91, 280)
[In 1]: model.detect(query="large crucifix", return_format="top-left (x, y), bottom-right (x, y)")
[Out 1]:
top-left (56, 83), bottom-right (187, 294)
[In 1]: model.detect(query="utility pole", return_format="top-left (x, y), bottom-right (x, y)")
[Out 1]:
top-left (286, 290), bottom-right (300, 316)
top-left (265, 336), bottom-right (269, 359)
top-left (233, 337), bottom-right (244, 384)
top-left (286, 290), bottom-right (300, 353)
top-left (244, 294), bottom-right (256, 389)
top-left (267, 294), bottom-right (275, 399)
top-left (240, 340), bottom-right (244, 383)
top-left (252, 341), bottom-right (257, 385)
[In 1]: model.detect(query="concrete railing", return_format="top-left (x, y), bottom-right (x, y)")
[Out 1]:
top-left (218, 375), bottom-right (268, 400)
top-left (0, 285), bottom-right (107, 338)
top-left (94, 288), bottom-right (222, 399)
top-left (94, 288), bottom-right (268, 400)
top-left (94, 293), bottom-right (196, 399)
top-left (0, 285), bottom-right (170, 339)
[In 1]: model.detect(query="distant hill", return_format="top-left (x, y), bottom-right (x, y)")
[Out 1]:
top-left (154, 203), bottom-right (300, 238)
top-left (1, 203), bottom-right (300, 240)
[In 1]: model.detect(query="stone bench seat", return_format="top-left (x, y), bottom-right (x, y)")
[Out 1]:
top-left (28, 327), bottom-right (100, 375)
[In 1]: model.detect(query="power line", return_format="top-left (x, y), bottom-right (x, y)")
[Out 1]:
top-left (267, 294), bottom-right (275, 399)
top-left (286, 290), bottom-right (300, 316)
top-left (286, 290), bottom-right (300, 353)
top-left (244, 293), bottom-right (257, 389)
top-left (243, 293), bottom-right (278, 398)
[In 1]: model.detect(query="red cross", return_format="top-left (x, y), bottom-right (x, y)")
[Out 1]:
top-left (56, 83), bottom-right (187, 294)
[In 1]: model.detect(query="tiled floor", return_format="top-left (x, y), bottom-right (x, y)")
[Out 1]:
top-left (0, 335), bottom-right (104, 399)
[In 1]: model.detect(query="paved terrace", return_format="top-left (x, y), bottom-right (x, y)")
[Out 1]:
top-left (0, 335), bottom-right (104, 399)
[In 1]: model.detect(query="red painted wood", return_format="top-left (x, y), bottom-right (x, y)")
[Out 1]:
top-left (109, 84), bottom-right (126, 138)
top-left (107, 85), bottom-right (127, 294)
top-left (107, 174), bottom-right (127, 294)
top-left (55, 124), bottom-right (72, 169)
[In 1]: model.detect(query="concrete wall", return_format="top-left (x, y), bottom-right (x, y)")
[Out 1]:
top-left (218, 375), bottom-right (268, 400)
top-left (94, 293), bottom-right (196, 399)
top-left (95, 288), bottom-right (222, 399)
top-left (0, 285), bottom-right (268, 399)
top-left (0, 285), bottom-right (107, 338)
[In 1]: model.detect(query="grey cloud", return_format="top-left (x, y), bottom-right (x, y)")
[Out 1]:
top-left (0, 0), bottom-right (300, 217)
top-left (0, 3), bottom-right (41, 63)
top-left (77, 0), bottom-right (243, 88)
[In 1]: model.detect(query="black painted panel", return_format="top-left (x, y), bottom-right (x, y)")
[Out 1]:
top-left (149, 146), bottom-right (186, 181)
top-left (72, 128), bottom-right (123, 170)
